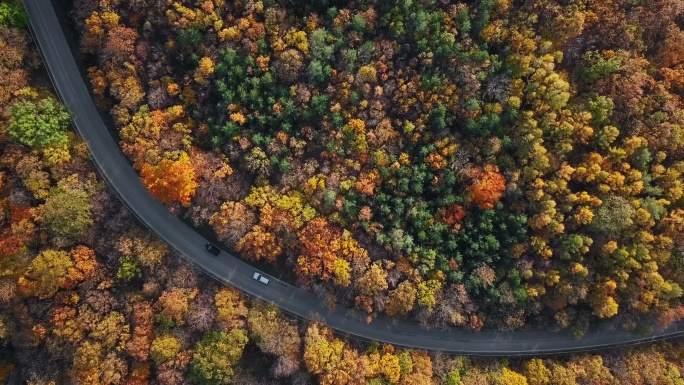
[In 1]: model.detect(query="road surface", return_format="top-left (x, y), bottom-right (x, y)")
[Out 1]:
top-left (22, 0), bottom-right (684, 355)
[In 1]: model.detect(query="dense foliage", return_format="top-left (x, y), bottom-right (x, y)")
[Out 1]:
top-left (76, 0), bottom-right (684, 331)
top-left (0, 2), bottom-right (28, 29)
top-left (6, 98), bottom-right (71, 149)
top-left (2, 6), bottom-right (684, 383)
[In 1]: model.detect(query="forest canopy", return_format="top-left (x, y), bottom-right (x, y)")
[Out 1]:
top-left (74, 0), bottom-right (684, 332)
top-left (5, 1), bottom-right (684, 383)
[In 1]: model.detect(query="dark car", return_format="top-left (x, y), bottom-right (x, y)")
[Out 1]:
top-left (204, 243), bottom-right (220, 256)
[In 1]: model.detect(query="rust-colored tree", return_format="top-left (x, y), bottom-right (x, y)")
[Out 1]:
top-left (157, 288), bottom-right (198, 326)
top-left (59, 246), bottom-right (99, 289)
top-left (466, 164), bottom-right (506, 210)
top-left (210, 201), bottom-right (257, 245)
top-left (126, 301), bottom-right (154, 361)
top-left (103, 26), bottom-right (138, 63)
top-left (235, 225), bottom-right (282, 263)
top-left (140, 152), bottom-right (198, 207)
top-left (296, 217), bottom-right (367, 286)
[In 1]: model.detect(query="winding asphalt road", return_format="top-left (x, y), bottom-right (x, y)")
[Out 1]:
top-left (22, 0), bottom-right (684, 355)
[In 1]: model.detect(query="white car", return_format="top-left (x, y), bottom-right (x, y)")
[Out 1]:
top-left (252, 272), bottom-right (270, 285)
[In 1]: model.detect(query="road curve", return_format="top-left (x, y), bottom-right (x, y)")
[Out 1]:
top-left (22, 0), bottom-right (684, 355)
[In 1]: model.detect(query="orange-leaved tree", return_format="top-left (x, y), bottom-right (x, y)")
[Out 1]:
top-left (158, 288), bottom-right (198, 325)
top-left (466, 164), bottom-right (506, 209)
top-left (296, 217), bottom-right (368, 286)
top-left (59, 246), bottom-right (99, 289)
top-left (140, 151), bottom-right (198, 207)
top-left (235, 224), bottom-right (282, 263)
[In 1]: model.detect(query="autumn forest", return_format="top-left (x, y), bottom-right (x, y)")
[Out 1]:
top-left (4, 0), bottom-right (684, 383)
